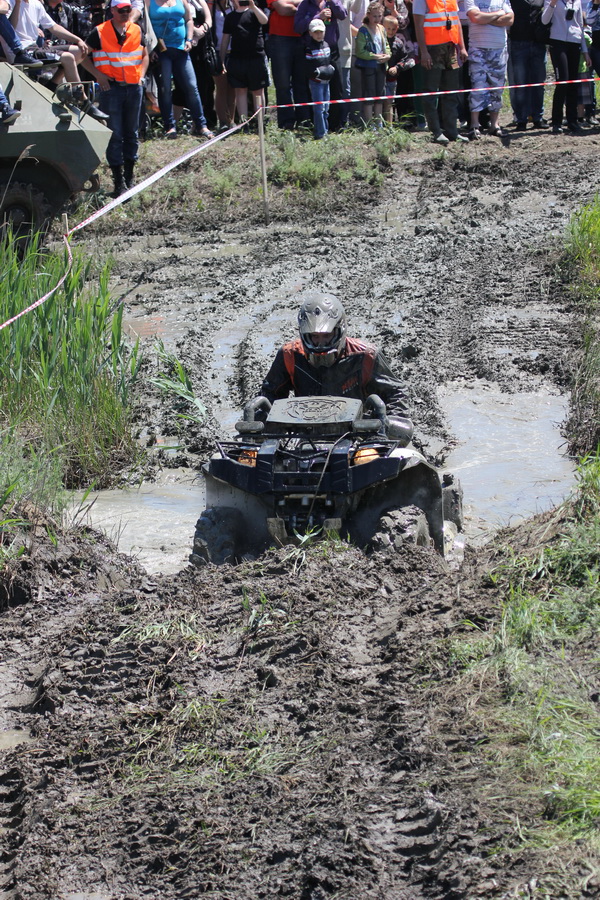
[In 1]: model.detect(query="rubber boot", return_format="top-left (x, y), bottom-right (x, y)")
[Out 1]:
top-left (123, 159), bottom-right (135, 191)
top-left (110, 165), bottom-right (126, 198)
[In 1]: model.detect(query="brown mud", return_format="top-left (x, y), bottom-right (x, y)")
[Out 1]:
top-left (1, 131), bottom-right (599, 899)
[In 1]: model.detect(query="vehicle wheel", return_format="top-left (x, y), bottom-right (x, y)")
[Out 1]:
top-left (189, 506), bottom-right (244, 567)
top-left (442, 477), bottom-right (464, 531)
top-left (0, 182), bottom-right (52, 245)
top-left (370, 505), bottom-right (431, 553)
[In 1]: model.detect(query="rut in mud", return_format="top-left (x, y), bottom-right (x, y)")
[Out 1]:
top-left (1, 133), bottom-right (598, 899)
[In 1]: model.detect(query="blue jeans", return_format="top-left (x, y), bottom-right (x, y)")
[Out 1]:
top-left (158, 47), bottom-right (206, 131)
top-left (0, 13), bottom-right (21, 54)
top-left (508, 39), bottom-right (546, 123)
top-left (99, 82), bottom-right (143, 166)
top-left (267, 34), bottom-right (310, 128)
top-left (309, 79), bottom-right (329, 138)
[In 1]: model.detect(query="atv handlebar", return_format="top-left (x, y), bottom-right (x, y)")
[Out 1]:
top-left (235, 396), bottom-right (272, 434)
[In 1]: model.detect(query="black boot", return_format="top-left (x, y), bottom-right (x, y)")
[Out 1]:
top-left (110, 165), bottom-right (126, 198)
top-left (123, 159), bottom-right (135, 190)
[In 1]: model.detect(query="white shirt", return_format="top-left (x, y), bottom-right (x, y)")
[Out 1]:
top-left (7, 0), bottom-right (55, 47)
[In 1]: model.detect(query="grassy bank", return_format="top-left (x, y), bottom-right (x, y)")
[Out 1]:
top-left (82, 123), bottom-right (412, 233)
top-left (433, 202), bottom-right (600, 894)
top-left (0, 236), bottom-right (141, 537)
top-left (566, 194), bottom-right (600, 456)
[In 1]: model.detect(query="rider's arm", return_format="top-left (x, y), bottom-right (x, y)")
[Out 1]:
top-left (260, 348), bottom-right (294, 403)
top-left (366, 351), bottom-right (411, 417)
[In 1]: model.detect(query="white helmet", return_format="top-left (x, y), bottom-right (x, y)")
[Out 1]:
top-left (298, 292), bottom-right (347, 368)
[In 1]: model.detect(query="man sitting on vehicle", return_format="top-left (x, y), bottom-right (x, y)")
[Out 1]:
top-left (4, 0), bottom-right (108, 119)
top-left (260, 291), bottom-right (414, 446)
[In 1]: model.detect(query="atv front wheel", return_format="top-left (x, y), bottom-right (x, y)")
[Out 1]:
top-left (370, 505), bottom-right (431, 553)
top-left (0, 182), bottom-right (52, 245)
top-left (189, 506), bottom-right (244, 567)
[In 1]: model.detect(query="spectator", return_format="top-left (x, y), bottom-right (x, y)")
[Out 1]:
top-left (220, 0), bottom-right (269, 125)
top-left (382, 11), bottom-right (413, 122)
top-left (336, 0), bottom-right (362, 127)
top-left (355, 0), bottom-right (389, 125)
top-left (295, 0), bottom-right (347, 130)
top-left (0, 0), bottom-right (44, 64)
top-left (508, 0), bottom-right (549, 129)
top-left (413, 0), bottom-right (469, 142)
top-left (542, 0), bottom-right (590, 133)
top-left (304, 16), bottom-right (333, 136)
top-left (43, 0), bottom-right (92, 39)
top-left (208, 0), bottom-right (236, 129)
top-left (5, 0), bottom-right (108, 119)
top-left (172, 0), bottom-right (217, 129)
top-left (586, 0), bottom-right (600, 108)
top-left (464, 0), bottom-right (513, 138)
top-left (83, 0), bottom-right (149, 196)
top-left (146, 0), bottom-right (214, 137)
top-left (266, 0), bottom-right (308, 129)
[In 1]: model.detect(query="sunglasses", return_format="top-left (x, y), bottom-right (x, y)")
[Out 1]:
top-left (116, 6), bottom-right (132, 11)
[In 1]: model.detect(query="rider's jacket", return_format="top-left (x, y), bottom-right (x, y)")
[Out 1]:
top-left (422, 0), bottom-right (460, 45)
top-left (260, 336), bottom-right (410, 417)
top-left (92, 20), bottom-right (144, 83)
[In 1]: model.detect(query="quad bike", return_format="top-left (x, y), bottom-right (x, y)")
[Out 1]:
top-left (190, 395), bottom-right (464, 567)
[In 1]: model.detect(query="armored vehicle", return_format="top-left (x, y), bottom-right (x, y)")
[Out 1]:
top-left (0, 62), bottom-right (110, 237)
top-left (190, 395), bottom-right (464, 566)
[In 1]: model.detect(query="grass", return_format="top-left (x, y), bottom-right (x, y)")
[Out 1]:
top-left (0, 234), bottom-right (142, 493)
top-left (565, 194), bottom-right (600, 455)
top-left (84, 121), bottom-right (413, 232)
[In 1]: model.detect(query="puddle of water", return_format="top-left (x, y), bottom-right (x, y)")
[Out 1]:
top-left (73, 469), bottom-right (204, 575)
top-left (0, 728), bottom-right (33, 749)
top-left (442, 383), bottom-right (575, 541)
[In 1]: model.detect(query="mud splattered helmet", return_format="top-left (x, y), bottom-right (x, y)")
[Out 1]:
top-left (298, 292), bottom-right (347, 368)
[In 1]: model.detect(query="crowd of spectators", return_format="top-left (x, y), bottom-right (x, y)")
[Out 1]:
top-left (1, 0), bottom-right (599, 178)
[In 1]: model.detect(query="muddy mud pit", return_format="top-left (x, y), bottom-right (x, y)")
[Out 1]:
top-left (1, 135), bottom-right (597, 899)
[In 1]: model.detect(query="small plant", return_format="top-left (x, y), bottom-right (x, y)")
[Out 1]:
top-left (149, 340), bottom-right (207, 426)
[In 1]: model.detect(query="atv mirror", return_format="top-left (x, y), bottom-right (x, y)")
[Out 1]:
top-left (235, 421), bottom-right (264, 434)
top-left (354, 419), bottom-right (382, 433)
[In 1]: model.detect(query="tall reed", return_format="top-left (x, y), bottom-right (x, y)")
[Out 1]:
top-left (0, 233), bottom-right (142, 491)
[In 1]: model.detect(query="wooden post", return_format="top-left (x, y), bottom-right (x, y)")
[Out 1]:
top-left (258, 105), bottom-right (269, 225)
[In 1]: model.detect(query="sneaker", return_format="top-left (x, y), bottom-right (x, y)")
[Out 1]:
top-left (552, 125), bottom-right (563, 134)
top-left (514, 120), bottom-right (527, 130)
top-left (567, 122), bottom-right (584, 134)
top-left (13, 50), bottom-right (44, 69)
top-left (468, 127), bottom-right (481, 140)
top-left (533, 118), bottom-right (549, 129)
top-left (0, 104), bottom-right (20, 125)
top-left (432, 132), bottom-right (449, 145)
top-left (448, 133), bottom-right (469, 142)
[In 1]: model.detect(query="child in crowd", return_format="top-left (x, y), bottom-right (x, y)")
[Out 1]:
top-left (220, 0), bottom-right (269, 126)
top-left (382, 14), bottom-right (414, 124)
top-left (355, 2), bottom-right (390, 126)
top-left (305, 17), bottom-right (334, 139)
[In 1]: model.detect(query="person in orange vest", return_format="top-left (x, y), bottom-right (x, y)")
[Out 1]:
top-left (83, 0), bottom-right (149, 196)
top-left (413, 0), bottom-right (469, 143)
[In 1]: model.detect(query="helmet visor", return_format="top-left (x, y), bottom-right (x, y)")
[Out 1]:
top-left (303, 329), bottom-right (341, 354)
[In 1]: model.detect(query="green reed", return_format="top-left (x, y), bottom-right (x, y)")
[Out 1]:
top-left (0, 233), bottom-right (142, 489)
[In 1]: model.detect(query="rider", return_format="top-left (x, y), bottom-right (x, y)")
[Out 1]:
top-left (260, 291), bottom-right (414, 446)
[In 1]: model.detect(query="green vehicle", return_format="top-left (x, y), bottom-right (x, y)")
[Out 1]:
top-left (0, 62), bottom-right (110, 236)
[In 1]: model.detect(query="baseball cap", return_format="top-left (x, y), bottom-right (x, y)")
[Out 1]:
top-left (308, 18), bottom-right (326, 33)
top-left (111, 0), bottom-right (132, 7)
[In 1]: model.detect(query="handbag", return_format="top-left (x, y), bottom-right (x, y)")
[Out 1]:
top-left (201, 31), bottom-right (224, 76)
top-left (529, 2), bottom-right (552, 43)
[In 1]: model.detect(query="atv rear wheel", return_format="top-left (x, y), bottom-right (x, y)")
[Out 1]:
top-left (189, 506), bottom-right (244, 567)
top-left (370, 505), bottom-right (431, 553)
top-left (0, 182), bottom-right (52, 245)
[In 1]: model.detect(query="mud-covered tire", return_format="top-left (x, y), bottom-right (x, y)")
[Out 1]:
top-left (370, 505), bottom-right (431, 553)
top-left (0, 182), bottom-right (52, 245)
top-left (442, 478), bottom-right (464, 531)
top-left (189, 506), bottom-right (244, 567)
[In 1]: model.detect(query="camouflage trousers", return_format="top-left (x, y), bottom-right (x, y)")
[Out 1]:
top-left (468, 46), bottom-right (508, 112)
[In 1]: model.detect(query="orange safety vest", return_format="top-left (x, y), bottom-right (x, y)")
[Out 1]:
top-left (422, 0), bottom-right (460, 46)
top-left (93, 20), bottom-right (144, 84)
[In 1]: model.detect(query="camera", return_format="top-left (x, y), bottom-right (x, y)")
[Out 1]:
top-left (239, 0), bottom-right (250, 5)
top-left (565, 6), bottom-right (575, 18)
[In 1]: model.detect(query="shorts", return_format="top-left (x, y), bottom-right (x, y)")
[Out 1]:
top-left (384, 79), bottom-right (396, 97)
top-left (225, 54), bottom-right (270, 91)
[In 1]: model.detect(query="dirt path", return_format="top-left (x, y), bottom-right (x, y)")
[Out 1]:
top-left (1, 131), bottom-right (598, 899)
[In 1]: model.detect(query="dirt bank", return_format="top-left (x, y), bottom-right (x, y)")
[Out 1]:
top-left (1, 130), bottom-right (598, 899)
